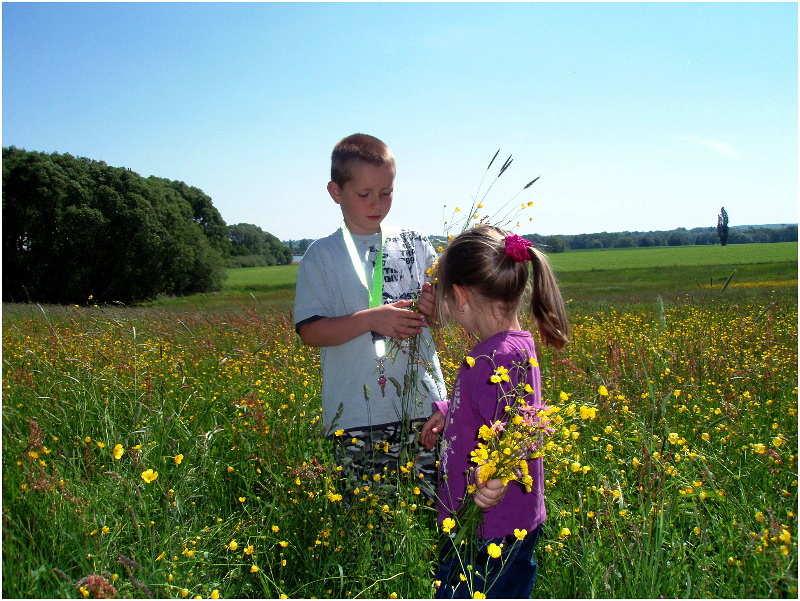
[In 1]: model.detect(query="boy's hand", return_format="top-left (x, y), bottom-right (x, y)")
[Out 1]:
top-left (421, 410), bottom-right (445, 450)
top-left (417, 282), bottom-right (437, 323)
top-left (370, 300), bottom-right (426, 339)
top-left (474, 479), bottom-right (508, 509)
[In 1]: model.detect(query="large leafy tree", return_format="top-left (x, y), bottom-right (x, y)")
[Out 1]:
top-left (2, 147), bottom-right (228, 304)
top-left (228, 223), bottom-right (292, 266)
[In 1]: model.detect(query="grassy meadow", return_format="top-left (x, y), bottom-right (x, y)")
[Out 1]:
top-left (3, 242), bottom-right (797, 598)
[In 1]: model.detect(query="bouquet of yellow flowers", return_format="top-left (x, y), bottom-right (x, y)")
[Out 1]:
top-left (442, 354), bottom-right (560, 555)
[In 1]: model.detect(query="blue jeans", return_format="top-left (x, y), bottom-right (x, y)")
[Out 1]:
top-left (435, 524), bottom-right (543, 599)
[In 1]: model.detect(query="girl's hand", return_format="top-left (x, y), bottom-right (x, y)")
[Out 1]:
top-left (417, 282), bottom-right (437, 323)
top-left (421, 410), bottom-right (445, 450)
top-left (474, 478), bottom-right (508, 509)
top-left (369, 300), bottom-right (426, 339)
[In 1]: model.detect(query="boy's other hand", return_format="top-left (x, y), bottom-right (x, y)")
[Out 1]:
top-left (474, 478), bottom-right (508, 509)
top-left (421, 410), bottom-right (445, 450)
top-left (370, 300), bottom-right (426, 339)
top-left (417, 282), bottom-right (437, 322)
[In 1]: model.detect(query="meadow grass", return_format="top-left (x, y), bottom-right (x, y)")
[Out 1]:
top-left (547, 242), bottom-right (797, 272)
top-left (3, 244), bottom-right (797, 598)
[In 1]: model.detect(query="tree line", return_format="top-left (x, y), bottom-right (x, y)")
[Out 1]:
top-left (519, 223), bottom-right (797, 253)
top-left (2, 147), bottom-right (291, 304)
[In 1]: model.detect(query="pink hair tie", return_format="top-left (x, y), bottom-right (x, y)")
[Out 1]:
top-left (504, 234), bottom-right (533, 262)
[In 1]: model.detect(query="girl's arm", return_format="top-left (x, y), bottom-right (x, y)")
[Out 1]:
top-left (464, 357), bottom-right (511, 510)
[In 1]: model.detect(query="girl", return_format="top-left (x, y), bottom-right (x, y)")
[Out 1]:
top-left (421, 225), bottom-right (569, 599)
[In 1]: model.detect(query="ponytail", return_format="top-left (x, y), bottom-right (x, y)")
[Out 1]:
top-left (434, 225), bottom-right (570, 349)
top-left (528, 246), bottom-right (569, 349)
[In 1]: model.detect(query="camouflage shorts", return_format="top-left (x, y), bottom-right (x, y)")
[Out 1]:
top-left (328, 419), bottom-right (438, 500)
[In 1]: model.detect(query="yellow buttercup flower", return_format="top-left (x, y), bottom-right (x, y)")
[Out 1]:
top-left (210, 590), bottom-right (220, 599)
top-left (476, 463), bottom-right (497, 484)
top-left (227, 540), bottom-right (239, 551)
top-left (558, 527), bottom-right (571, 538)
top-left (465, 356), bottom-right (476, 368)
top-left (174, 453), bottom-right (184, 465)
top-left (442, 517), bottom-right (456, 533)
top-left (487, 542), bottom-right (503, 558)
top-left (112, 444), bottom-right (125, 460)
top-left (278, 540), bottom-right (289, 548)
top-left (271, 525), bottom-right (280, 533)
top-left (597, 385), bottom-right (609, 397)
top-left (471, 446), bottom-right (489, 463)
top-left (478, 425), bottom-right (495, 441)
top-left (473, 592), bottom-right (486, 599)
top-left (514, 528), bottom-right (527, 540)
top-left (579, 405), bottom-right (597, 420)
top-left (140, 469), bottom-right (158, 484)
top-left (244, 545), bottom-right (254, 555)
top-left (250, 565), bottom-right (260, 573)
top-left (528, 356), bottom-right (539, 367)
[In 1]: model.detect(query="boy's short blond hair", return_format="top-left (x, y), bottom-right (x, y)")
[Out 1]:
top-left (330, 133), bottom-right (395, 187)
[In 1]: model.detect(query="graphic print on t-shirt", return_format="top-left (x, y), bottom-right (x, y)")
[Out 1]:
top-left (382, 230), bottom-right (425, 303)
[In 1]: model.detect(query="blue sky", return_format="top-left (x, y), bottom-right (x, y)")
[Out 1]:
top-left (3, 2), bottom-right (797, 241)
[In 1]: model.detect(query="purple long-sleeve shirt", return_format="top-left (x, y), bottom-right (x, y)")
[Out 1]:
top-left (436, 330), bottom-right (547, 539)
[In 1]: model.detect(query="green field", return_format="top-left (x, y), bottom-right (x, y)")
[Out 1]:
top-left (143, 242), bottom-right (797, 309)
top-left (3, 241), bottom-right (797, 598)
top-left (548, 242), bottom-right (796, 271)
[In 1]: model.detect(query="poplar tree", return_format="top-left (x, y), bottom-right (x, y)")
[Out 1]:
top-left (717, 207), bottom-right (729, 246)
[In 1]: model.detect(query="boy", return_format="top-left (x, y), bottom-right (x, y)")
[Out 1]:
top-left (294, 133), bottom-right (446, 494)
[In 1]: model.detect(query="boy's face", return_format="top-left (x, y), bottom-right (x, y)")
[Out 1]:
top-left (327, 162), bottom-right (394, 235)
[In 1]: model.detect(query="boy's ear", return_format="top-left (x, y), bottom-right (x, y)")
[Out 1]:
top-left (327, 181), bottom-right (342, 205)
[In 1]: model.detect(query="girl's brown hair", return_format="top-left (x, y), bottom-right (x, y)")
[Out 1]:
top-left (330, 133), bottom-right (395, 187)
top-left (434, 225), bottom-right (569, 349)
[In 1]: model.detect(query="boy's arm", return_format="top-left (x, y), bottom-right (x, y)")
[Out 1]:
top-left (298, 300), bottom-right (427, 347)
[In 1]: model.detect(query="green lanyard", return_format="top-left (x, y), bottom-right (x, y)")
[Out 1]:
top-left (369, 241), bottom-right (384, 309)
top-left (341, 222), bottom-right (386, 357)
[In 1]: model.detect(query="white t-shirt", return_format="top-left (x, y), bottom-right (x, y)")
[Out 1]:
top-left (294, 225), bottom-right (447, 432)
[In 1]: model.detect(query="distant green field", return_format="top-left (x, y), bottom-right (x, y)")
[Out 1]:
top-left (144, 242), bottom-right (796, 308)
top-left (224, 264), bottom-right (298, 292)
top-left (548, 242), bottom-right (797, 271)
